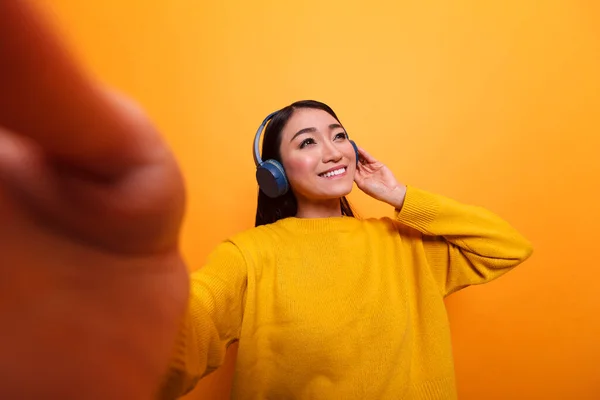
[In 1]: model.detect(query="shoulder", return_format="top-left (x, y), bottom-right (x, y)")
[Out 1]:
top-left (223, 222), bottom-right (287, 260)
top-left (229, 222), bottom-right (285, 245)
top-left (360, 216), bottom-right (423, 241)
top-left (354, 215), bottom-right (394, 231)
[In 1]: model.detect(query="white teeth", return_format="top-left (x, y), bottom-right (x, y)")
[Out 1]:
top-left (321, 168), bottom-right (346, 178)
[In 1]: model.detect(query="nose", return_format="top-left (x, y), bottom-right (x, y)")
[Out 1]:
top-left (322, 140), bottom-right (343, 163)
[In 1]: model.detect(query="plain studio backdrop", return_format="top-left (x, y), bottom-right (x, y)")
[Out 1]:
top-left (38, 0), bottom-right (599, 398)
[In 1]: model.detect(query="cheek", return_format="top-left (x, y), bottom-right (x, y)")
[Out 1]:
top-left (284, 155), bottom-right (318, 183)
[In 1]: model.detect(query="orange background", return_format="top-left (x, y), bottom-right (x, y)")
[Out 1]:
top-left (42, 0), bottom-right (599, 398)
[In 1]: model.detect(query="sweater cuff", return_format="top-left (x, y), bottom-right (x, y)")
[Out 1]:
top-left (394, 186), bottom-right (440, 232)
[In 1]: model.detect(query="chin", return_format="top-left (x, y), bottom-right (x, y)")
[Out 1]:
top-left (292, 177), bottom-right (354, 201)
top-left (316, 182), bottom-right (354, 199)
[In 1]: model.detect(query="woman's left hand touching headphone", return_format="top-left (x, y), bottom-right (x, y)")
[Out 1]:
top-left (353, 146), bottom-right (407, 210)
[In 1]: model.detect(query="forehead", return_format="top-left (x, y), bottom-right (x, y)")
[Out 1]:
top-left (282, 108), bottom-right (339, 137)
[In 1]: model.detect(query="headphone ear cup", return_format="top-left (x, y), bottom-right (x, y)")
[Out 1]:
top-left (256, 159), bottom-right (289, 198)
top-left (350, 140), bottom-right (359, 165)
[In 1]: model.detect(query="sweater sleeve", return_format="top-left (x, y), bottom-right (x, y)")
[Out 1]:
top-left (395, 186), bottom-right (533, 297)
top-left (158, 240), bottom-right (248, 399)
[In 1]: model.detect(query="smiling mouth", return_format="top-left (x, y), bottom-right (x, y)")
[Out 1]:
top-left (319, 167), bottom-right (347, 178)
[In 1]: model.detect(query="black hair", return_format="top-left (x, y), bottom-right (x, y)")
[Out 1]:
top-left (255, 100), bottom-right (356, 227)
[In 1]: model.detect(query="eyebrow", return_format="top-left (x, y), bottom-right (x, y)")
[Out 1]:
top-left (290, 123), bottom-right (344, 142)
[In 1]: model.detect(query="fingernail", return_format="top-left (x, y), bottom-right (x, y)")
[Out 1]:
top-left (0, 127), bottom-right (32, 172)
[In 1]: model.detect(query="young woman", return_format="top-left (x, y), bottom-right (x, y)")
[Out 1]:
top-left (159, 100), bottom-right (534, 399)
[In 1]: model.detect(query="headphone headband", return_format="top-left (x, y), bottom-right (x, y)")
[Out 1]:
top-left (253, 110), bottom-right (279, 167)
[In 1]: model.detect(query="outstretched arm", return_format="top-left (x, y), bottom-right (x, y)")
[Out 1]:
top-left (160, 241), bottom-right (248, 398)
top-left (0, 1), bottom-right (188, 398)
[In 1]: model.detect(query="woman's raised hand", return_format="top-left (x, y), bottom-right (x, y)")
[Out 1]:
top-left (354, 146), bottom-right (407, 209)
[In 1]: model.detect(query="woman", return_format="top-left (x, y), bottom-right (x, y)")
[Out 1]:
top-left (159, 100), bottom-right (533, 399)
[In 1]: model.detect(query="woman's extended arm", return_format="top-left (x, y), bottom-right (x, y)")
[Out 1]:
top-left (1, 1), bottom-right (189, 398)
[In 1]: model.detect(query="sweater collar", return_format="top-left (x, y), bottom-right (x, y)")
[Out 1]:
top-left (275, 215), bottom-right (362, 233)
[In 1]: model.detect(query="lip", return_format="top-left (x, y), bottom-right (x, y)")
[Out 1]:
top-left (318, 165), bottom-right (348, 178)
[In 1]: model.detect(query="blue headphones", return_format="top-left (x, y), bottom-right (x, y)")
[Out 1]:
top-left (253, 110), bottom-right (360, 198)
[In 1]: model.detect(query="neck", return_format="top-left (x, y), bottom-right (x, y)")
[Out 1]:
top-left (295, 196), bottom-right (342, 219)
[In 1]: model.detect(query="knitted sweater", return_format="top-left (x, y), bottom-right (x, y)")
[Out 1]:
top-left (160, 186), bottom-right (533, 399)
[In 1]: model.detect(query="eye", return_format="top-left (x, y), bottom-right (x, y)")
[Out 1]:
top-left (334, 132), bottom-right (348, 140)
top-left (299, 138), bottom-right (316, 149)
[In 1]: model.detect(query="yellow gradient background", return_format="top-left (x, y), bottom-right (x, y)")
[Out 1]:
top-left (41, 0), bottom-right (599, 398)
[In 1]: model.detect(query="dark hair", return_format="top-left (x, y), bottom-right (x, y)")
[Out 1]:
top-left (255, 100), bottom-right (356, 227)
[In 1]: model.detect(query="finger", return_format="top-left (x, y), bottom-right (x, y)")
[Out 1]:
top-left (356, 146), bottom-right (378, 164)
top-left (0, 1), bottom-right (162, 177)
top-left (353, 161), bottom-right (367, 180)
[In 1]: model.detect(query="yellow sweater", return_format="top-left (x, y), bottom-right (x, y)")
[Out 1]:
top-left (161, 187), bottom-right (533, 399)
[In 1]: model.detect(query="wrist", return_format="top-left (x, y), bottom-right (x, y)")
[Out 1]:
top-left (388, 185), bottom-right (407, 210)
